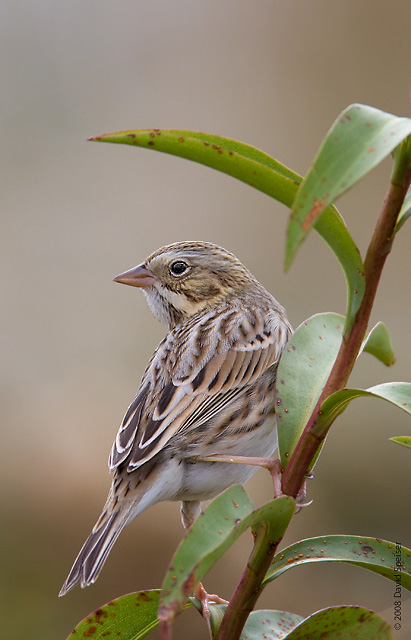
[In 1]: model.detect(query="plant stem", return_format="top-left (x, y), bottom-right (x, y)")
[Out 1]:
top-left (282, 143), bottom-right (411, 498)
top-left (216, 521), bottom-right (279, 640)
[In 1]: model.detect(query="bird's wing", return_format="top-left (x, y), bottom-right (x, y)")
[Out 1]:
top-left (109, 306), bottom-right (290, 472)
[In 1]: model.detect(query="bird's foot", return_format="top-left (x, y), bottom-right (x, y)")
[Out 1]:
top-left (193, 582), bottom-right (228, 638)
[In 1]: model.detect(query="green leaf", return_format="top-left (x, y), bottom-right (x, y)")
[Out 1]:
top-left (287, 103), bottom-right (411, 268)
top-left (89, 128), bottom-right (365, 327)
top-left (158, 485), bottom-right (295, 627)
top-left (395, 183), bottom-right (411, 233)
top-left (390, 435), bottom-right (411, 449)
top-left (275, 313), bottom-right (344, 467)
top-left (262, 535), bottom-right (411, 592)
top-left (89, 129), bottom-right (302, 204)
top-left (65, 590), bottom-right (170, 640)
top-left (210, 603), bottom-right (393, 639)
top-left (359, 321), bottom-right (396, 366)
top-left (317, 382), bottom-right (411, 430)
top-left (208, 605), bottom-right (303, 639)
top-left (284, 606), bottom-right (393, 640)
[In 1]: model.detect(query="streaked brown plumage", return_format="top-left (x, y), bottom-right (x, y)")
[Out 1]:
top-left (59, 241), bottom-right (292, 596)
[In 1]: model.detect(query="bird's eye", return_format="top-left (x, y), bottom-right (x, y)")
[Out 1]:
top-left (170, 261), bottom-right (189, 276)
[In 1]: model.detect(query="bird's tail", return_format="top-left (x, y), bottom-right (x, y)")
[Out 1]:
top-left (59, 506), bottom-right (131, 597)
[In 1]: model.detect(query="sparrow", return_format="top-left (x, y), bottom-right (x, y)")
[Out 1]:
top-left (59, 241), bottom-right (292, 596)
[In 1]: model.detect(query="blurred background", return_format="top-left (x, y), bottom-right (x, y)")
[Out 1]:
top-left (1, 1), bottom-right (411, 638)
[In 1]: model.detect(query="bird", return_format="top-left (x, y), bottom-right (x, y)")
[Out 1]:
top-left (59, 240), bottom-right (292, 597)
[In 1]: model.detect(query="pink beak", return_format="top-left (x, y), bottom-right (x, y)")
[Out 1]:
top-left (113, 263), bottom-right (156, 288)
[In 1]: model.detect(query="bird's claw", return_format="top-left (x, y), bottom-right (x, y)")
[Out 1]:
top-left (295, 472), bottom-right (314, 512)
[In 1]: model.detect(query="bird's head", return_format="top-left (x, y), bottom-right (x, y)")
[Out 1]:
top-left (114, 241), bottom-right (258, 328)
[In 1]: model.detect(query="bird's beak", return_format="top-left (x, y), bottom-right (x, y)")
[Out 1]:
top-left (113, 263), bottom-right (156, 288)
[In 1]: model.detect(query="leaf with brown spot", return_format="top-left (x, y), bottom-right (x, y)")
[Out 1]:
top-left (263, 535), bottom-right (411, 592)
top-left (65, 590), bottom-right (191, 640)
top-left (287, 103), bottom-right (411, 270)
top-left (282, 606), bottom-right (393, 639)
top-left (206, 605), bottom-right (303, 639)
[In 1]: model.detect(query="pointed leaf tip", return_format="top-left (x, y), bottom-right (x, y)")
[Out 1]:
top-left (360, 321), bottom-right (396, 366)
top-left (390, 436), bottom-right (411, 449)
